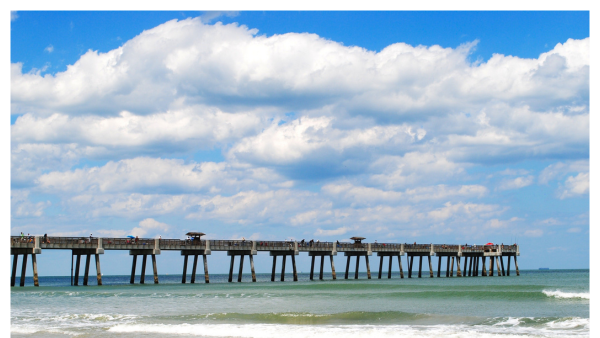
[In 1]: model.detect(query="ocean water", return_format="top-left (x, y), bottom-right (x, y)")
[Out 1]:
top-left (11, 270), bottom-right (589, 337)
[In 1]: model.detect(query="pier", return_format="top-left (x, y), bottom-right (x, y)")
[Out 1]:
top-left (10, 235), bottom-right (520, 287)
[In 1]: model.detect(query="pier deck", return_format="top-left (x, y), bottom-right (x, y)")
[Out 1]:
top-left (10, 236), bottom-right (520, 287)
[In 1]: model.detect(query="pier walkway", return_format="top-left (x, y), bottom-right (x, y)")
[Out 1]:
top-left (10, 236), bottom-right (520, 287)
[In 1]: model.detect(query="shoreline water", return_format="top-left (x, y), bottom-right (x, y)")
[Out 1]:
top-left (11, 269), bottom-right (589, 337)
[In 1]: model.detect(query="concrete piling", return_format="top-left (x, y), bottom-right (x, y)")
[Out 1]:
top-left (272, 256), bottom-right (277, 282)
top-left (20, 253), bottom-right (28, 287)
top-left (95, 254), bottom-right (102, 286)
top-left (437, 256), bottom-right (442, 278)
top-left (238, 254), bottom-right (245, 282)
top-left (428, 255), bottom-right (433, 278)
top-left (514, 255), bottom-right (520, 276)
top-left (280, 255), bottom-right (286, 281)
top-left (398, 255), bottom-right (404, 279)
top-left (250, 255), bottom-right (257, 282)
top-left (450, 257), bottom-right (454, 277)
top-left (83, 254), bottom-right (91, 286)
top-left (182, 254), bottom-right (188, 283)
top-left (202, 255), bottom-right (209, 283)
top-left (228, 255), bottom-right (234, 282)
top-left (320, 255), bottom-right (325, 280)
top-left (378, 256), bottom-right (384, 279)
top-left (330, 255), bottom-right (336, 280)
top-left (190, 255), bottom-right (198, 284)
top-left (354, 256), bottom-right (360, 279)
top-left (456, 257), bottom-right (462, 277)
top-left (75, 254), bottom-right (81, 286)
top-left (11, 254), bottom-right (18, 287)
top-left (387, 256), bottom-right (392, 279)
top-left (345, 256), bottom-right (351, 279)
top-left (365, 255), bottom-right (371, 279)
top-left (152, 254), bottom-right (159, 284)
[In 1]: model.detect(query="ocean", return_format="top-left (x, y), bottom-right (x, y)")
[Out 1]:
top-left (11, 269), bottom-right (589, 337)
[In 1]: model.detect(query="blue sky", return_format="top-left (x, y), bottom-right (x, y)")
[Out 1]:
top-left (11, 11), bottom-right (589, 275)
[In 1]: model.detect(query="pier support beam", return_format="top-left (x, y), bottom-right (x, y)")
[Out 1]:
top-left (456, 257), bottom-right (462, 277)
top-left (228, 255), bottom-right (234, 282)
top-left (320, 255), bottom-right (325, 280)
top-left (11, 254), bottom-right (18, 287)
top-left (140, 255), bottom-right (148, 284)
top-left (32, 254), bottom-right (39, 287)
top-left (238, 254), bottom-right (245, 283)
top-left (130, 254), bottom-right (137, 284)
top-left (507, 256), bottom-right (511, 276)
top-left (152, 255), bottom-right (159, 284)
top-left (280, 255), bottom-right (286, 281)
top-left (182, 254), bottom-right (188, 283)
top-left (355, 256), bottom-right (360, 279)
top-left (378, 256), bottom-right (383, 279)
top-left (500, 256), bottom-right (505, 276)
top-left (20, 253), bottom-right (28, 287)
top-left (418, 256), bottom-right (423, 278)
top-left (203, 255), bottom-right (209, 283)
top-left (75, 254), bottom-right (81, 286)
top-left (345, 256), bottom-right (351, 279)
top-left (366, 256), bottom-right (371, 279)
top-left (95, 254), bottom-right (102, 286)
top-left (83, 254), bottom-right (91, 286)
top-left (428, 256), bottom-right (433, 278)
top-left (450, 257), bottom-right (454, 277)
top-left (388, 256), bottom-right (392, 279)
top-left (398, 256), bottom-right (404, 279)
top-left (446, 256), bottom-right (450, 277)
top-left (482, 257), bottom-right (487, 276)
top-left (463, 256), bottom-right (468, 277)
top-left (488, 256), bottom-right (494, 277)
top-left (514, 256), bottom-right (520, 276)
top-left (190, 254), bottom-right (198, 284)
top-left (272, 256), bottom-right (278, 282)
top-left (330, 255), bottom-right (336, 280)
top-left (468, 257), bottom-right (473, 276)
top-left (437, 256), bottom-right (441, 278)
top-left (408, 256), bottom-right (414, 278)
top-left (251, 255), bottom-right (257, 282)
top-left (310, 256), bottom-right (315, 280)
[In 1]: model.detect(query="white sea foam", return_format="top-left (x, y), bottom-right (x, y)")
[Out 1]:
top-left (108, 322), bottom-right (589, 337)
top-left (542, 290), bottom-right (590, 299)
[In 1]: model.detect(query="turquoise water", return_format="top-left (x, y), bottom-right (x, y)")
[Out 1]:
top-left (11, 270), bottom-right (589, 337)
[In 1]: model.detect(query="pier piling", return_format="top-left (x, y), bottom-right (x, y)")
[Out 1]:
top-left (83, 254), bottom-right (90, 286)
top-left (228, 256), bottom-right (234, 282)
top-left (20, 253), bottom-right (28, 287)
top-left (310, 256), bottom-right (315, 280)
top-left (355, 256), bottom-right (360, 279)
top-left (418, 256), bottom-right (422, 278)
top-left (366, 256), bottom-right (371, 279)
top-left (345, 256), bottom-right (350, 279)
top-left (450, 257), bottom-right (454, 277)
top-left (388, 256), bottom-right (392, 279)
top-left (130, 255), bottom-right (137, 284)
top-left (378, 256), bottom-right (383, 279)
top-left (446, 256), bottom-right (450, 277)
top-left (272, 256), bottom-right (277, 282)
top-left (507, 256), bottom-right (511, 276)
top-left (140, 255), bottom-right (147, 284)
top-left (202, 255), bottom-right (209, 283)
top-left (500, 256), bottom-right (505, 276)
top-left (280, 255), bottom-right (286, 281)
top-left (482, 257), bottom-right (487, 276)
top-left (514, 256), bottom-right (520, 276)
top-left (330, 255), bottom-right (336, 280)
top-left (437, 256), bottom-right (441, 278)
top-left (190, 255), bottom-right (197, 284)
top-left (95, 254), bottom-right (102, 285)
top-left (251, 255), bottom-right (257, 282)
top-left (11, 254), bottom-right (18, 287)
top-left (238, 254), bottom-right (245, 282)
top-left (182, 254), bottom-right (188, 283)
top-left (428, 256), bottom-right (433, 278)
top-left (398, 255), bottom-right (404, 278)
top-left (75, 254), bottom-right (81, 286)
top-left (320, 255), bottom-right (325, 280)
top-left (408, 256), bottom-right (414, 278)
top-left (456, 257), bottom-right (462, 277)
top-left (32, 254), bottom-right (39, 287)
top-left (463, 256), bottom-right (468, 276)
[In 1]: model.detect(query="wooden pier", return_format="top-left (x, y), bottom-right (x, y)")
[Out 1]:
top-left (10, 235), bottom-right (520, 287)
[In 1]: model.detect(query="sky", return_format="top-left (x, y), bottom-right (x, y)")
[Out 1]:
top-left (10, 11), bottom-right (590, 275)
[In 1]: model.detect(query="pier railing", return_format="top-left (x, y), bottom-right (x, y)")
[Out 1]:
top-left (11, 236), bottom-right (519, 255)
top-left (371, 243), bottom-right (402, 251)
